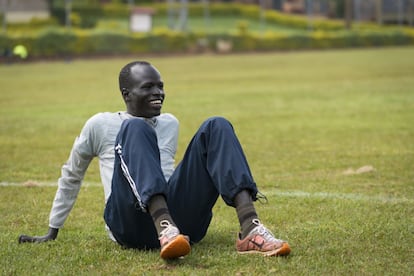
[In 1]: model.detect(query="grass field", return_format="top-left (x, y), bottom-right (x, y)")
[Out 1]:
top-left (1, 47), bottom-right (414, 275)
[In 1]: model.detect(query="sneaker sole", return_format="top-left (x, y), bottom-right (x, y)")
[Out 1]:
top-left (160, 234), bottom-right (191, 260)
top-left (238, 242), bottom-right (291, 257)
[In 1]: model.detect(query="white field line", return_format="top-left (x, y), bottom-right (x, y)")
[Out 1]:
top-left (0, 181), bottom-right (101, 187)
top-left (264, 189), bottom-right (414, 204)
top-left (1, 182), bottom-right (413, 204)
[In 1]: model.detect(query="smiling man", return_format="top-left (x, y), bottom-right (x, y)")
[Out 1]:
top-left (18, 61), bottom-right (291, 259)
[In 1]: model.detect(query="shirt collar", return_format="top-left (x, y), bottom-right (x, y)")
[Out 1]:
top-left (118, 111), bottom-right (158, 127)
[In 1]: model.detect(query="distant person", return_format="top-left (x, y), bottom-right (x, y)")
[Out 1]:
top-left (18, 61), bottom-right (291, 259)
top-left (13, 45), bottom-right (28, 59)
top-left (2, 47), bottom-right (12, 63)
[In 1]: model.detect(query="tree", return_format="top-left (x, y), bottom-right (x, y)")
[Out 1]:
top-left (344, 0), bottom-right (352, 29)
top-left (1, 0), bottom-right (11, 33)
top-left (65, 0), bottom-right (72, 28)
top-left (376, 0), bottom-right (382, 25)
top-left (167, 0), bottom-right (188, 31)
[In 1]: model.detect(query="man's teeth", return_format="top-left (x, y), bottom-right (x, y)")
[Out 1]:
top-left (150, 100), bottom-right (162, 104)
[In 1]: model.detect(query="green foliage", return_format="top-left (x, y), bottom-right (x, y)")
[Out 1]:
top-left (0, 34), bottom-right (11, 52)
top-left (2, 2), bottom-right (414, 58)
top-left (70, 12), bottom-right (97, 29)
top-left (31, 29), bottom-right (76, 57)
top-left (3, 27), bottom-right (414, 58)
top-left (50, 1), bottom-right (102, 26)
top-left (49, 2), bottom-right (344, 30)
top-left (83, 32), bottom-right (131, 54)
top-left (236, 20), bottom-right (250, 35)
top-left (148, 29), bottom-right (195, 53)
top-left (101, 3), bottom-right (131, 18)
top-left (153, 2), bottom-right (243, 17)
top-left (5, 17), bottom-right (59, 32)
top-left (70, 12), bottom-right (82, 27)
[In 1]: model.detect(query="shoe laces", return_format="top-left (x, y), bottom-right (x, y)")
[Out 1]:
top-left (159, 220), bottom-right (179, 240)
top-left (256, 191), bottom-right (268, 204)
top-left (251, 219), bottom-right (282, 243)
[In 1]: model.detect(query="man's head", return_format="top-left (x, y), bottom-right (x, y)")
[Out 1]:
top-left (119, 61), bottom-right (165, 118)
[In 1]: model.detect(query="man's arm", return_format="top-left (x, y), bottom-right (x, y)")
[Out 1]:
top-left (18, 116), bottom-right (99, 243)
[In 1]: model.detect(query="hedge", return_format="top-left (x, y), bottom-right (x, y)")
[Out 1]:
top-left (1, 28), bottom-right (413, 59)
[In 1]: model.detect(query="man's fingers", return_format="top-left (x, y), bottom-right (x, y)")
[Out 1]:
top-left (18, 228), bottom-right (58, 244)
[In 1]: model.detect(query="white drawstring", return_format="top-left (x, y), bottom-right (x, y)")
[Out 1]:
top-left (115, 143), bottom-right (146, 211)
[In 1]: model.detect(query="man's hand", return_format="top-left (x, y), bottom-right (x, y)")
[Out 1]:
top-left (18, 227), bottom-right (59, 243)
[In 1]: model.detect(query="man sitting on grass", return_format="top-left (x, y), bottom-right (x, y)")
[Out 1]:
top-left (18, 61), bottom-right (291, 259)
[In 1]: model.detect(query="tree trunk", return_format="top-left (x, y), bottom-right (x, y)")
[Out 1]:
top-left (376, 0), bottom-right (382, 25)
top-left (345, 0), bottom-right (352, 29)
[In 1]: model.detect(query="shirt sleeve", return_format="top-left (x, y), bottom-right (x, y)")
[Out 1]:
top-left (158, 114), bottom-right (179, 181)
top-left (48, 116), bottom-right (98, 229)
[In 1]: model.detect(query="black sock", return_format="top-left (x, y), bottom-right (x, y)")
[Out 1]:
top-left (235, 190), bottom-right (259, 239)
top-left (148, 194), bottom-right (175, 235)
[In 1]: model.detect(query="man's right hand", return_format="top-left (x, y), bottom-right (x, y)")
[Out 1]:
top-left (18, 227), bottom-right (59, 243)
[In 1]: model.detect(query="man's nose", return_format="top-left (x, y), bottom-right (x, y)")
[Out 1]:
top-left (153, 87), bottom-right (164, 96)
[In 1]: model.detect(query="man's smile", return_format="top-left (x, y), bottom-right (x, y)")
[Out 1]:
top-left (149, 99), bottom-right (163, 108)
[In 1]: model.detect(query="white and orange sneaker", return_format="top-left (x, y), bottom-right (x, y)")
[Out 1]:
top-left (158, 220), bottom-right (191, 259)
top-left (236, 219), bottom-right (291, 257)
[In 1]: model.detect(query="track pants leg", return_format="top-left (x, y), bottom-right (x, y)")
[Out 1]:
top-left (167, 117), bottom-right (258, 243)
top-left (104, 118), bottom-right (168, 249)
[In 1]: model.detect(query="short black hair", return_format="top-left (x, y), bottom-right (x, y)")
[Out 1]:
top-left (119, 61), bottom-right (151, 92)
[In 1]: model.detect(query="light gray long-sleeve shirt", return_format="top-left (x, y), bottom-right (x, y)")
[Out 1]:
top-left (49, 111), bottom-right (179, 229)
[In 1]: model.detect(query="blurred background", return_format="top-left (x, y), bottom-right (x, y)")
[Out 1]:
top-left (1, 0), bottom-right (414, 61)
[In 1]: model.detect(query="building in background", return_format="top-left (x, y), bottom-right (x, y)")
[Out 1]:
top-left (130, 7), bottom-right (155, 32)
top-left (0, 0), bottom-right (49, 23)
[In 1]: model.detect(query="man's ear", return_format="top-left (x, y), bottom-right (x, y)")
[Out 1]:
top-left (121, 88), bottom-right (129, 100)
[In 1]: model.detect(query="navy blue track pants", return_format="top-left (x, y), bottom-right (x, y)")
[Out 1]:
top-left (104, 116), bottom-right (258, 249)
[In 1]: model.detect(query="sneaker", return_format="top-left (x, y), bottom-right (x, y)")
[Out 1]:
top-left (236, 219), bottom-right (291, 257)
top-left (159, 220), bottom-right (191, 259)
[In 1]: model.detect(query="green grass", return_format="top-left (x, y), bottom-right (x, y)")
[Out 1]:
top-left (1, 47), bottom-right (414, 274)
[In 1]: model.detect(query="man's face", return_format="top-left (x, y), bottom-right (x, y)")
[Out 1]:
top-left (124, 64), bottom-right (165, 118)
